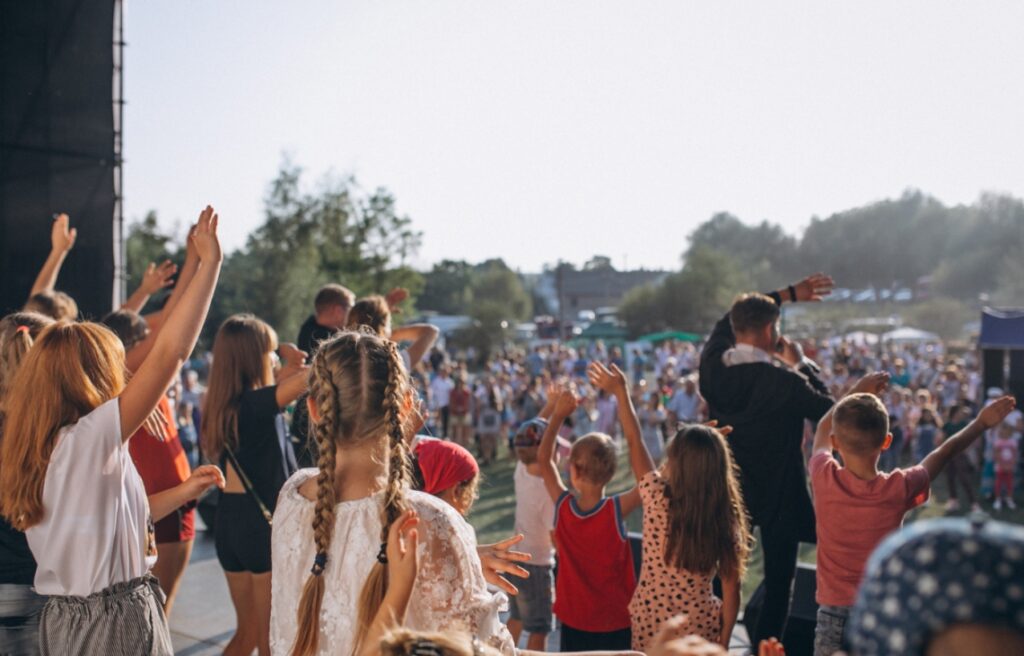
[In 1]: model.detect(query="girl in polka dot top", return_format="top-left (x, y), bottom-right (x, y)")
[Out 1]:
top-left (629, 423), bottom-right (752, 652)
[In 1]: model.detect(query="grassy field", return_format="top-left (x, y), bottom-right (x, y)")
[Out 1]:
top-left (469, 446), bottom-right (1024, 600)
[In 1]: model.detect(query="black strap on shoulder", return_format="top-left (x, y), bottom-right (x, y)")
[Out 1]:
top-left (224, 446), bottom-right (274, 526)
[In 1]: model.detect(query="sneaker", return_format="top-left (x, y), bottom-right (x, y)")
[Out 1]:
top-left (1007, 498), bottom-right (1018, 510)
top-left (945, 498), bottom-right (960, 512)
top-left (994, 498), bottom-right (1003, 511)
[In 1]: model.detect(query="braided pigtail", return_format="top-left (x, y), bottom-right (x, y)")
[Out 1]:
top-left (353, 340), bottom-right (411, 653)
top-left (290, 357), bottom-right (341, 656)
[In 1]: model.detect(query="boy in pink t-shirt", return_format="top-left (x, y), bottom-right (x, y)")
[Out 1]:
top-left (809, 373), bottom-right (1017, 656)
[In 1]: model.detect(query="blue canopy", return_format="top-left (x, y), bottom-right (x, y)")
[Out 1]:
top-left (979, 308), bottom-right (1024, 349)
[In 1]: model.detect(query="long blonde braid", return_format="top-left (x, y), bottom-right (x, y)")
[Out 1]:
top-left (290, 353), bottom-right (341, 656)
top-left (354, 339), bottom-right (411, 652)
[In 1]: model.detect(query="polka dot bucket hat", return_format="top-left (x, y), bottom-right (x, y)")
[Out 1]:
top-left (850, 517), bottom-right (1024, 655)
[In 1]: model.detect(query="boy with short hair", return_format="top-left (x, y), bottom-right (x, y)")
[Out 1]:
top-left (810, 372), bottom-right (1017, 656)
top-left (537, 364), bottom-right (651, 651)
top-left (506, 397), bottom-right (560, 651)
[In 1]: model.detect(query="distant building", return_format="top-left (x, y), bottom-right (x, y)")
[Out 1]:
top-left (537, 267), bottom-right (669, 316)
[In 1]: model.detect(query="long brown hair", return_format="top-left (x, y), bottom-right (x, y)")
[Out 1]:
top-left (0, 322), bottom-right (126, 530)
top-left (290, 330), bottom-right (411, 656)
top-left (662, 424), bottom-right (751, 581)
top-left (201, 314), bottom-right (277, 462)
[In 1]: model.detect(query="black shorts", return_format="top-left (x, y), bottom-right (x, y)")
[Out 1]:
top-left (560, 624), bottom-right (632, 651)
top-left (215, 493), bottom-right (272, 574)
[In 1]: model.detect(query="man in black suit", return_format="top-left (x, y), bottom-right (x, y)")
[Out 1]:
top-left (699, 273), bottom-right (835, 646)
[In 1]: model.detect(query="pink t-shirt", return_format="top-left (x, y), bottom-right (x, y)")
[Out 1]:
top-left (809, 451), bottom-right (930, 606)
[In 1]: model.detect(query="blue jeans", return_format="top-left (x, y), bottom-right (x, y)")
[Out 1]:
top-left (0, 583), bottom-right (47, 655)
top-left (814, 604), bottom-right (850, 656)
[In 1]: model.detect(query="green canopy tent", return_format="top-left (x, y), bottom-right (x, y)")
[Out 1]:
top-left (577, 321), bottom-right (628, 342)
top-left (637, 330), bottom-right (701, 343)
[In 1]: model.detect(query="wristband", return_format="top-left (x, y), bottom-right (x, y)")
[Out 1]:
top-left (788, 285), bottom-right (797, 302)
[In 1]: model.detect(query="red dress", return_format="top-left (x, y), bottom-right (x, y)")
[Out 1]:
top-left (129, 396), bottom-right (194, 543)
top-left (552, 491), bottom-right (635, 632)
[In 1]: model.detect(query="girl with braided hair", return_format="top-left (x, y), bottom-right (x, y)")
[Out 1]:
top-left (270, 330), bottom-right (514, 656)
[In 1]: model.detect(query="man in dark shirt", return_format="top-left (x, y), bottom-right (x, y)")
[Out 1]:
top-left (297, 284), bottom-right (356, 355)
top-left (292, 284), bottom-right (354, 466)
top-left (699, 273), bottom-right (835, 646)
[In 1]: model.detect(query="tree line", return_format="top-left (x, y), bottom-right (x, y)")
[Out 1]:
top-left (127, 166), bottom-right (1024, 348)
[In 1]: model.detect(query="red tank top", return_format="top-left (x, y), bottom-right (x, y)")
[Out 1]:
top-left (553, 492), bottom-right (636, 632)
top-left (129, 396), bottom-right (191, 495)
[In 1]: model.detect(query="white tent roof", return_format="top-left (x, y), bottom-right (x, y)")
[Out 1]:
top-left (827, 331), bottom-right (879, 346)
top-left (882, 327), bottom-right (940, 343)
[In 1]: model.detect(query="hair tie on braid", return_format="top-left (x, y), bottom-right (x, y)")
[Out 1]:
top-left (408, 640), bottom-right (444, 656)
top-left (310, 552), bottom-right (328, 576)
top-left (376, 542), bottom-right (388, 565)
top-left (15, 326), bottom-right (29, 334)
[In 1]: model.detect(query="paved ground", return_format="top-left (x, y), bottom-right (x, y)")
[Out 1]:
top-left (170, 523), bottom-right (752, 655)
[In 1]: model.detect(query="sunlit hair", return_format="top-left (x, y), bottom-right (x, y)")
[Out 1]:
top-left (290, 330), bottom-right (413, 656)
top-left (833, 393), bottom-right (890, 456)
top-left (0, 322), bottom-right (126, 531)
top-left (314, 283), bottom-right (355, 314)
top-left (346, 295), bottom-right (391, 337)
top-left (24, 291), bottom-right (78, 321)
top-left (663, 424), bottom-right (751, 581)
top-left (101, 309), bottom-right (150, 351)
top-left (729, 292), bottom-right (779, 334)
top-left (0, 312), bottom-right (54, 405)
top-left (570, 433), bottom-right (617, 485)
top-left (201, 314), bottom-right (278, 462)
top-left (379, 628), bottom-right (501, 656)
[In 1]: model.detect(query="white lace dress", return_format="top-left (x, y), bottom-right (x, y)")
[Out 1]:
top-left (270, 469), bottom-right (514, 656)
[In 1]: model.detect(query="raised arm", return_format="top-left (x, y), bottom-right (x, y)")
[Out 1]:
top-left (921, 396), bottom-right (1016, 480)
top-left (390, 324), bottom-right (439, 368)
top-left (274, 342), bottom-right (310, 408)
top-left (537, 392), bottom-right (574, 503)
top-left (29, 213), bottom-right (76, 298)
top-left (589, 362), bottom-right (654, 481)
top-left (124, 224), bottom-right (201, 372)
top-left (118, 206), bottom-right (222, 442)
top-left (121, 260), bottom-right (177, 313)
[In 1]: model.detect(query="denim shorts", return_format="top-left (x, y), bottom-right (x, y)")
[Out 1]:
top-left (507, 563), bottom-right (554, 634)
top-left (814, 604), bottom-right (850, 656)
top-left (0, 584), bottom-right (47, 656)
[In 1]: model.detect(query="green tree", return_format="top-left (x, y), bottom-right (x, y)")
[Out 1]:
top-left (124, 211), bottom-right (181, 311)
top-left (419, 260), bottom-right (474, 315)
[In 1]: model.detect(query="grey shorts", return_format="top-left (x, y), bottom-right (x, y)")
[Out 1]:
top-left (0, 583), bottom-right (47, 656)
top-left (814, 604), bottom-right (850, 656)
top-left (508, 563), bottom-right (554, 634)
top-left (39, 575), bottom-right (172, 656)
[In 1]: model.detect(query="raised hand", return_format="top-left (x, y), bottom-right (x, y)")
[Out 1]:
top-left (278, 342), bottom-right (308, 368)
top-left (386, 509), bottom-right (420, 593)
top-left (190, 206), bottom-right (222, 263)
top-left (50, 213), bottom-right (77, 253)
top-left (183, 222), bottom-right (199, 266)
top-left (553, 388), bottom-right (578, 418)
top-left (588, 361), bottom-right (628, 395)
top-left (477, 534), bottom-right (531, 595)
top-left (791, 272), bottom-right (834, 302)
top-left (851, 372), bottom-right (891, 396)
top-left (704, 420), bottom-right (734, 437)
top-left (140, 260), bottom-right (178, 295)
top-left (978, 396), bottom-right (1017, 429)
top-left (758, 637), bottom-right (787, 656)
top-left (385, 287), bottom-right (409, 313)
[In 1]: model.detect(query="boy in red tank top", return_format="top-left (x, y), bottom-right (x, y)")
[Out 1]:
top-left (536, 364), bottom-right (656, 651)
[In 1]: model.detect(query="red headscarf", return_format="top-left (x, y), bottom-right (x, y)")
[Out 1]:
top-left (415, 439), bottom-right (479, 495)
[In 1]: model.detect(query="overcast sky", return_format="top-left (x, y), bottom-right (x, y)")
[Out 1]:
top-left (123, 1), bottom-right (1024, 272)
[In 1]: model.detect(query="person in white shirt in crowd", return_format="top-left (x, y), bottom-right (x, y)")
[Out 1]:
top-left (431, 365), bottom-right (455, 438)
top-left (667, 377), bottom-right (704, 426)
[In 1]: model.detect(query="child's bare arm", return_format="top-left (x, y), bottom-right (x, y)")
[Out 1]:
top-left (589, 362), bottom-right (655, 480)
top-left (921, 396), bottom-right (1016, 479)
top-left (390, 324), bottom-right (439, 367)
top-left (29, 213), bottom-right (76, 299)
top-left (538, 392), bottom-right (574, 503)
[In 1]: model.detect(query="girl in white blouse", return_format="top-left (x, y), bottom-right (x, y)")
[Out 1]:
top-left (270, 330), bottom-right (514, 656)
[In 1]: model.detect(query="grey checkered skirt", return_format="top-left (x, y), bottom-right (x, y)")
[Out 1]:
top-left (38, 575), bottom-right (171, 656)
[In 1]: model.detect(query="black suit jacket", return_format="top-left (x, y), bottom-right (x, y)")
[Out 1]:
top-left (699, 304), bottom-right (833, 540)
